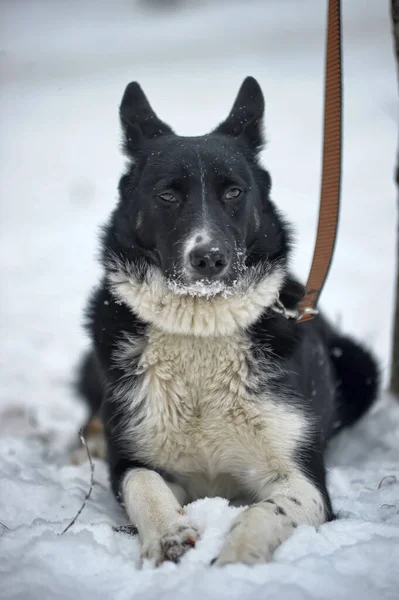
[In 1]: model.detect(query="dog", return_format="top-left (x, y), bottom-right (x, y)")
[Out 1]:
top-left (76, 76), bottom-right (379, 566)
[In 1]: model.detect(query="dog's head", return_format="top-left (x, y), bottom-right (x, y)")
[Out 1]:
top-left (104, 77), bottom-right (292, 336)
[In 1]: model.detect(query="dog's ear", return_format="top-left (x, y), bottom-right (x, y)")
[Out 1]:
top-left (214, 76), bottom-right (265, 156)
top-left (120, 82), bottom-right (174, 155)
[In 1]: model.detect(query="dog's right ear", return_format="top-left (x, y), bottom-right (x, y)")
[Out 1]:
top-left (213, 77), bottom-right (265, 156)
top-left (119, 82), bottom-right (174, 155)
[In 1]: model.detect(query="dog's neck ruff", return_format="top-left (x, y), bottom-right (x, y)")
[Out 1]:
top-left (107, 258), bottom-right (284, 337)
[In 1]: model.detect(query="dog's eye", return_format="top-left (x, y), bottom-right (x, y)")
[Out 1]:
top-left (224, 187), bottom-right (243, 200)
top-left (158, 192), bottom-right (177, 203)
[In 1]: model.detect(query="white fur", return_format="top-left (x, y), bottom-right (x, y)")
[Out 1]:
top-left (215, 472), bottom-right (326, 565)
top-left (115, 326), bottom-right (308, 502)
top-left (107, 258), bottom-right (284, 336)
top-left (109, 334), bottom-right (147, 437)
top-left (104, 255), bottom-right (318, 565)
top-left (122, 469), bottom-right (197, 564)
top-left (114, 326), bottom-right (315, 565)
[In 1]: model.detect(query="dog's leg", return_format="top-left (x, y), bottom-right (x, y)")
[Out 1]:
top-left (122, 468), bottom-right (198, 565)
top-left (214, 468), bottom-right (329, 566)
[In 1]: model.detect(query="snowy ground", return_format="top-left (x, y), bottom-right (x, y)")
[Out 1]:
top-left (1, 1), bottom-right (399, 598)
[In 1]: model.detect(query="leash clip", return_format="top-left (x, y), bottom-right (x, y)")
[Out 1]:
top-left (271, 298), bottom-right (319, 322)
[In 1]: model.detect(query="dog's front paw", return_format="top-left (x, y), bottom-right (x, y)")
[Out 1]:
top-left (213, 504), bottom-right (295, 566)
top-left (143, 524), bottom-right (199, 565)
top-left (213, 532), bottom-right (271, 567)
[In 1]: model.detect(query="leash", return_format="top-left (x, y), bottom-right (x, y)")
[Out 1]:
top-left (274, 0), bottom-right (342, 323)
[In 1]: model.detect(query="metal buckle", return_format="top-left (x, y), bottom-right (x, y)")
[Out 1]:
top-left (296, 307), bottom-right (320, 322)
top-left (271, 298), bottom-right (319, 322)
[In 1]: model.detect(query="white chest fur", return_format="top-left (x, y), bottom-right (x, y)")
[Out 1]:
top-left (120, 327), bottom-right (307, 500)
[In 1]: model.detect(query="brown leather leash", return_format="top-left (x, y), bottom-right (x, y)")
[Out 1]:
top-left (274, 0), bottom-right (342, 323)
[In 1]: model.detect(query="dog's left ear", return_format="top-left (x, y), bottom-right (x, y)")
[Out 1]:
top-left (214, 76), bottom-right (265, 156)
top-left (119, 82), bottom-right (174, 155)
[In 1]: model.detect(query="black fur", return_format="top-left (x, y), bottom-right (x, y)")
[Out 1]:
top-left (77, 76), bottom-right (379, 524)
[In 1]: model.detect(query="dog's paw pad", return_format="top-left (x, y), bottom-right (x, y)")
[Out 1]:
top-left (144, 525), bottom-right (199, 565)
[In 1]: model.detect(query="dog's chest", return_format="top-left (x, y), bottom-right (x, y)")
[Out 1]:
top-left (127, 327), bottom-right (304, 483)
top-left (141, 329), bottom-right (251, 407)
top-left (139, 330), bottom-right (253, 452)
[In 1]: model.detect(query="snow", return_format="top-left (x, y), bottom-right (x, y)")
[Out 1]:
top-left (0, 0), bottom-right (398, 598)
top-left (1, 397), bottom-right (399, 599)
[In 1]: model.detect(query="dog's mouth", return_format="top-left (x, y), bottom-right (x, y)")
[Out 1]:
top-left (167, 277), bottom-right (231, 298)
top-left (165, 256), bottom-right (247, 299)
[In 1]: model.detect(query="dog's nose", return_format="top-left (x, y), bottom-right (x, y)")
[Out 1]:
top-left (189, 245), bottom-right (229, 277)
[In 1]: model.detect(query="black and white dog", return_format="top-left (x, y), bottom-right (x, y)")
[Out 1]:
top-left (77, 77), bottom-right (378, 566)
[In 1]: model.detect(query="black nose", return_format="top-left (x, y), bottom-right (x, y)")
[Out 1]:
top-left (189, 245), bottom-right (229, 277)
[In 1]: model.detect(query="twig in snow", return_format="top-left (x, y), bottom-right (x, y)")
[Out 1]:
top-left (60, 429), bottom-right (95, 535)
top-left (93, 479), bottom-right (108, 492)
top-left (377, 475), bottom-right (397, 489)
top-left (0, 522), bottom-right (9, 530)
